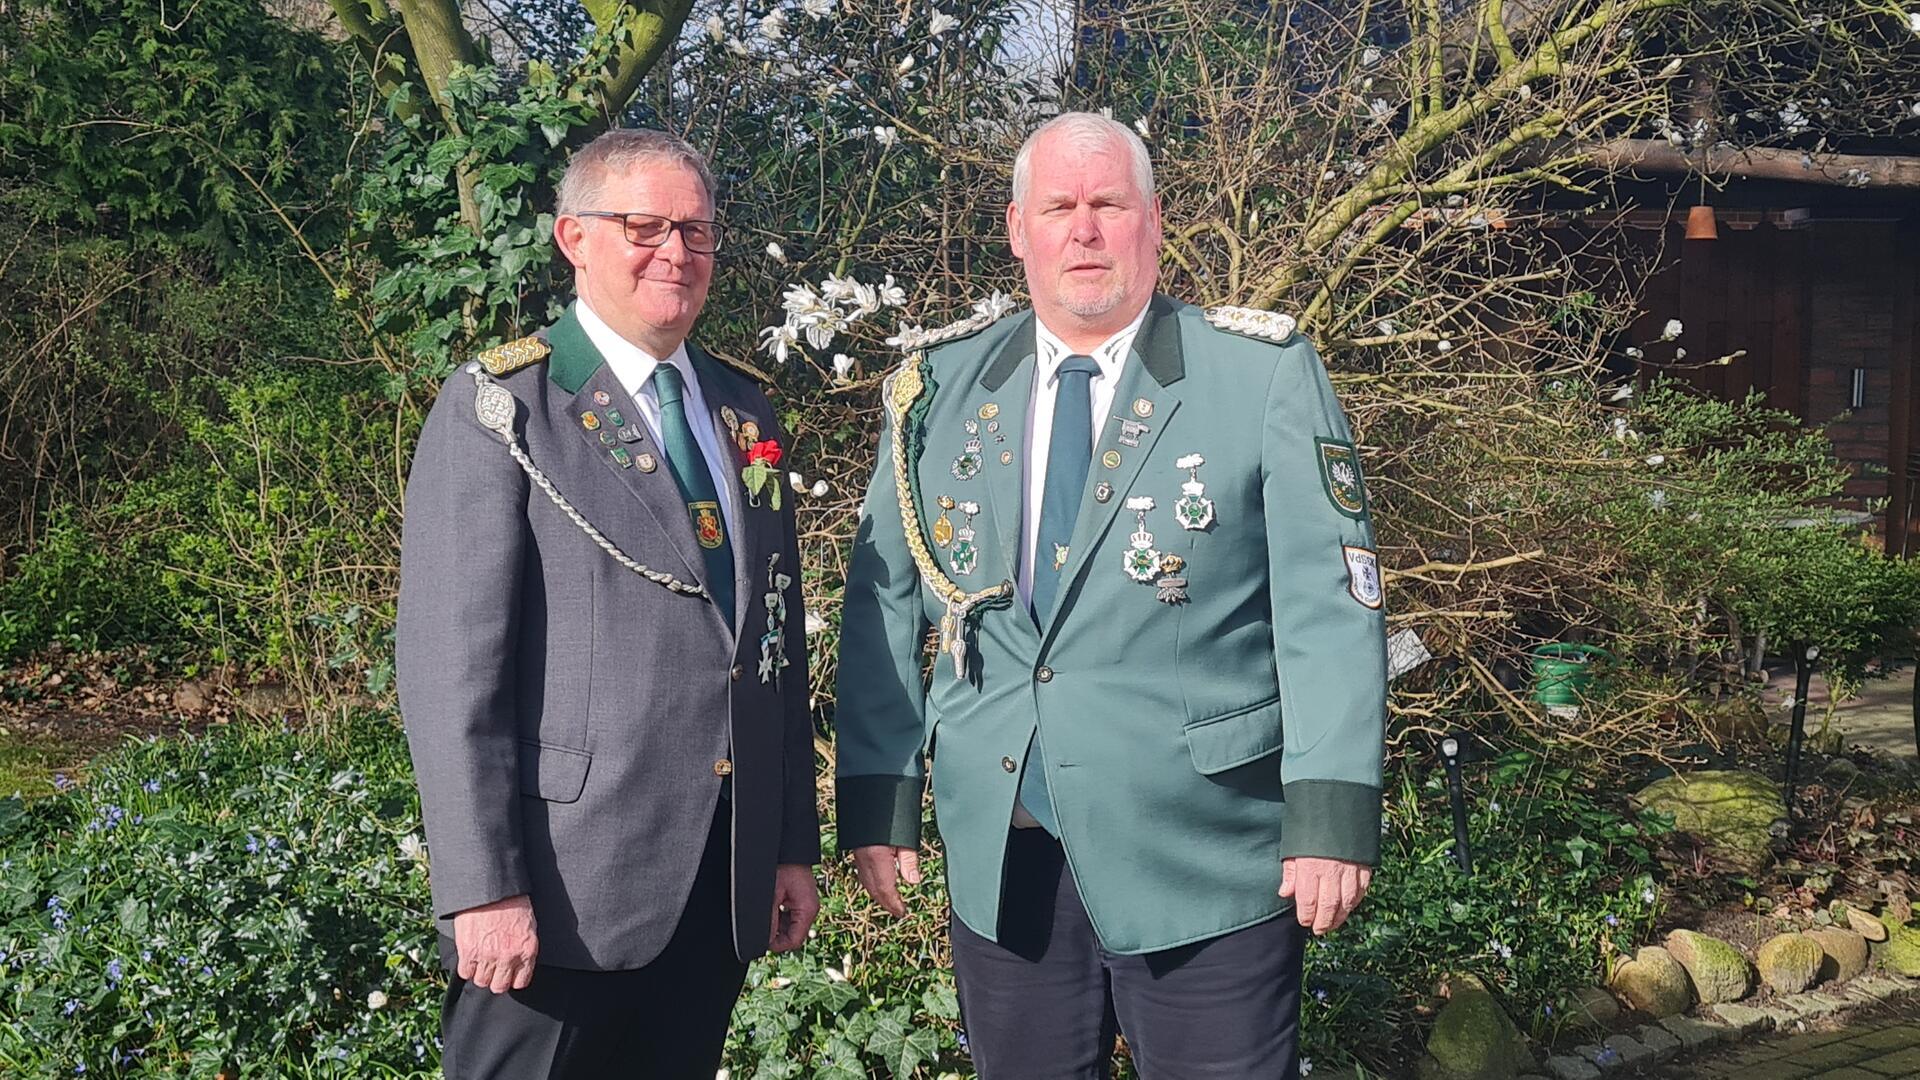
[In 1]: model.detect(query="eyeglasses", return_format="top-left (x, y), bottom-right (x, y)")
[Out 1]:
top-left (575, 212), bottom-right (724, 255)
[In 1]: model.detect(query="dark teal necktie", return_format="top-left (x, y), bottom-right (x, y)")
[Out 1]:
top-left (1020, 354), bottom-right (1100, 834)
top-left (651, 364), bottom-right (735, 622)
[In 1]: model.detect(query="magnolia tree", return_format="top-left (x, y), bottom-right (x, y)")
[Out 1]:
top-left (627, 0), bottom-right (1920, 766)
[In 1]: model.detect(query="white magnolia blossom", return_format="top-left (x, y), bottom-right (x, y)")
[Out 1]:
top-left (782, 283), bottom-right (833, 320)
top-left (1909, 11), bottom-right (1920, 34)
top-left (1660, 318), bottom-right (1684, 340)
top-left (973, 291), bottom-right (1018, 321)
top-left (877, 275), bottom-right (907, 307)
top-left (928, 10), bottom-right (959, 36)
top-left (811, 479), bottom-right (831, 497)
top-left (765, 241), bottom-right (787, 263)
top-left (819, 274), bottom-right (860, 303)
top-left (758, 9), bottom-right (787, 41)
top-left (759, 322), bottom-right (800, 364)
top-left (1436, 339), bottom-right (1454, 353)
top-left (897, 54), bottom-right (916, 74)
top-left (1779, 101), bottom-right (1810, 134)
top-left (805, 610), bottom-right (829, 635)
top-left (873, 125), bottom-right (899, 147)
top-left (802, 0), bottom-right (835, 19)
top-left (1624, 346), bottom-right (1644, 359)
top-left (832, 353), bottom-right (856, 381)
top-left (704, 13), bottom-right (726, 41)
top-left (1645, 453), bottom-right (1666, 466)
top-left (1674, 347), bottom-right (1687, 360)
top-left (1368, 98), bottom-right (1393, 122)
top-left (726, 36), bottom-right (750, 57)
top-left (1132, 115), bottom-right (1151, 138)
top-left (1657, 55), bottom-right (1684, 78)
top-left (367, 990), bottom-right (389, 1010)
top-left (788, 470), bottom-right (808, 492)
top-left (1376, 319), bottom-right (1396, 335)
top-left (1361, 45), bottom-right (1381, 66)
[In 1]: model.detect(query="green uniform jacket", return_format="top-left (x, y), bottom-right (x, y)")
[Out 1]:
top-left (835, 295), bottom-right (1388, 954)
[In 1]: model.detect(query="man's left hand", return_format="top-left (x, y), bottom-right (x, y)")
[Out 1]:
top-left (769, 863), bottom-right (820, 953)
top-left (1279, 857), bottom-right (1372, 936)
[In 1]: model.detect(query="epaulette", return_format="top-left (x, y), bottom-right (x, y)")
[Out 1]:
top-left (1205, 305), bottom-right (1299, 345)
top-left (888, 293), bottom-right (1019, 354)
top-left (476, 335), bottom-right (551, 376)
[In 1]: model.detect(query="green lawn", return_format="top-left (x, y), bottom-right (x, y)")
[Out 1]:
top-left (0, 732), bottom-right (75, 796)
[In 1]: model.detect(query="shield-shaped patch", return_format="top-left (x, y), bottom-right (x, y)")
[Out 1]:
top-left (1316, 437), bottom-right (1369, 519)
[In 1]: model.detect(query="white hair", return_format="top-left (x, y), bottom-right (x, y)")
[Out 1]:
top-left (1010, 112), bottom-right (1155, 206)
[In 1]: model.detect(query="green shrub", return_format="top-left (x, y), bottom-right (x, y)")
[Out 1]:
top-left (0, 722), bottom-right (1665, 1075)
top-left (0, 510), bottom-right (174, 660)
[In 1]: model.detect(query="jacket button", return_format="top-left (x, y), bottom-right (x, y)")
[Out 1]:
top-left (1001, 756), bottom-right (1017, 773)
top-left (713, 759), bottom-right (734, 777)
top-left (1036, 666), bottom-right (1054, 683)
top-left (730, 664), bottom-right (744, 682)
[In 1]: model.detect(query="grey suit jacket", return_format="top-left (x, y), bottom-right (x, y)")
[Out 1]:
top-left (396, 305), bottom-right (820, 971)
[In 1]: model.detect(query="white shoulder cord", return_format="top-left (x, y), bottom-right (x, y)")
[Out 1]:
top-left (469, 367), bottom-right (708, 599)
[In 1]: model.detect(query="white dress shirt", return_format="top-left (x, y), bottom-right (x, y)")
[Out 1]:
top-left (574, 298), bottom-right (739, 536)
top-left (1016, 303), bottom-right (1152, 607)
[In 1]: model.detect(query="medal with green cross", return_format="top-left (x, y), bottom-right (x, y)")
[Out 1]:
top-left (1122, 496), bottom-right (1161, 583)
top-left (949, 501), bottom-right (982, 576)
top-left (951, 419), bottom-right (984, 481)
top-left (1173, 453), bottom-right (1216, 530)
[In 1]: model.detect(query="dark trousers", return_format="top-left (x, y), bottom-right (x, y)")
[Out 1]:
top-left (439, 806), bottom-right (748, 1080)
top-left (951, 827), bottom-right (1305, 1080)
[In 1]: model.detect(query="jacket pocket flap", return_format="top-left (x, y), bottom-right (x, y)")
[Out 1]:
top-left (1183, 697), bottom-right (1284, 775)
top-left (518, 740), bottom-right (591, 803)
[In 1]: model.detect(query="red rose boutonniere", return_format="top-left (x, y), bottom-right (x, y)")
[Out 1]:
top-left (742, 438), bottom-right (784, 509)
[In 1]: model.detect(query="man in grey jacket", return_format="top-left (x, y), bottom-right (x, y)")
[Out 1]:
top-left (397, 128), bottom-right (820, 1078)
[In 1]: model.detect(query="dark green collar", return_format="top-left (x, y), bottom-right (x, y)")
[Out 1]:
top-left (544, 305), bottom-right (600, 395)
top-left (980, 293), bottom-right (1185, 391)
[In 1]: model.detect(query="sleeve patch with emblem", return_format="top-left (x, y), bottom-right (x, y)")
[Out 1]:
top-left (1343, 545), bottom-right (1383, 609)
top-left (1316, 437), bottom-right (1369, 519)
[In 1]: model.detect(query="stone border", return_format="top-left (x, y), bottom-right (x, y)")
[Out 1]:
top-left (1523, 972), bottom-right (1919, 1080)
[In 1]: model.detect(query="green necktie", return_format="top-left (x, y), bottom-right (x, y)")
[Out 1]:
top-left (1020, 354), bottom-right (1101, 835)
top-left (651, 363), bottom-right (735, 621)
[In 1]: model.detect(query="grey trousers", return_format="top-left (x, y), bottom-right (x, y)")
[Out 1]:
top-left (951, 827), bottom-right (1305, 1080)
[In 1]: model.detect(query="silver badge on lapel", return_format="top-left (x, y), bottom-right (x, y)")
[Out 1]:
top-left (952, 419), bottom-right (984, 481)
top-left (1155, 553), bottom-right (1189, 604)
top-left (1122, 496), bottom-right (1161, 583)
top-left (759, 552), bottom-right (795, 684)
top-left (949, 501), bottom-right (982, 576)
top-left (1118, 419), bottom-right (1150, 448)
top-left (1174, 454), bottom-right (1216, 530)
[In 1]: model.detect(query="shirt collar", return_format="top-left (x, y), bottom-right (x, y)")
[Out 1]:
top-left (573, 297), bottom-right (692, 399)
top-left (1033, 301), bottom-right (1152, 386)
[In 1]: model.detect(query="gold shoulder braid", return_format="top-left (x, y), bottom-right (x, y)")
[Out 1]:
top-left (882, 355), bottom-right (1012, 679)
top-left (477, 335), bottom-right (551, 376)
top-left (468, 365), bottom-right (707, 599)
top-left (1204, 305), bottom-right (1298, 345)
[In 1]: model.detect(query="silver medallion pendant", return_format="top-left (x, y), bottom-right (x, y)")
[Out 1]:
top-left (949, 501), bottom-right (982, 576)
top-left (1155, 553), bottom-right (1189, 604)
top-left (758, 554), bottom-right (794, 684)
top-left (1121, 497), bottom-right (1161, 583)
top-left (1174, 454), bottom-right (1215, 531)
top-left (473, 380), bottom-right (516, 437)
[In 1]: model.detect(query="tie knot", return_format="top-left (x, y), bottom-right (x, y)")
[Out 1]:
top-left (650, 363), bottom-right (687, 408)
top-left (1057, 355), bottom-right (1100, 381)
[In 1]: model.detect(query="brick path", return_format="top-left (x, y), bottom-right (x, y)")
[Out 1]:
top-left (1642, 1000), bottom-right (1920, 1079)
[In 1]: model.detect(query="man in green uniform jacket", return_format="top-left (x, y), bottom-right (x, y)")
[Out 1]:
top-left (835, 112), bottom-right (1388, 1077)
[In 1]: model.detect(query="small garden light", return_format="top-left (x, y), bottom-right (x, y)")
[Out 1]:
top-left (1441, 735), bottom-right (1473, 876)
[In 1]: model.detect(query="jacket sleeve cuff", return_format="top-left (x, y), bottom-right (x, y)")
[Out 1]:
top-left (1279, 780), bottom-right (1383, 866)
top-left (835, 774), bottom-right (925, 852)
top-left (431, 863), bottom-right (533, 921)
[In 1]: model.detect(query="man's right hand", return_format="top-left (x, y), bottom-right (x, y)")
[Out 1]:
top-left (851, 845), bottom-right (922, 916)
top-left (452, 894), bottom-right (539, 993)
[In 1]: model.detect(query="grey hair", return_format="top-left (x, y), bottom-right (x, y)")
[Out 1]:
top-left (555, 128), bottom-right (718, 215)
top-left (1010, 112), bottom-right (1154, 205)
